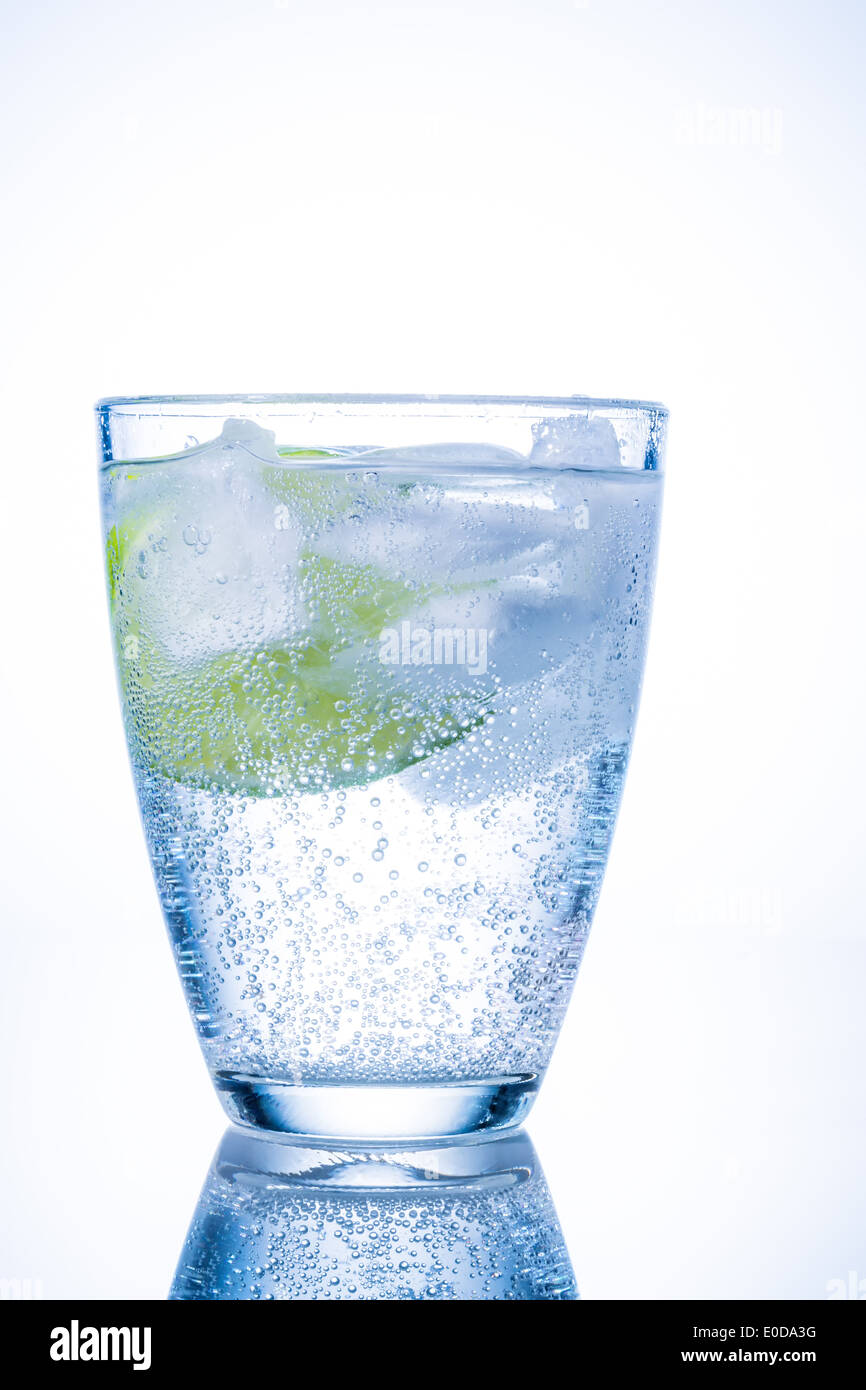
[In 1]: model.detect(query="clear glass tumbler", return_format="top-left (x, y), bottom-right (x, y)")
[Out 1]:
top-left (171, 1127), bottom-right (576, 1300)
top-left (97, 394), bottom-right (666, 1140)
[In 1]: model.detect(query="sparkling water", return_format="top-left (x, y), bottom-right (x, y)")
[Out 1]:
top-left (102, 416), bottom-right (661, 1134)
top-left (170, 1127), bottom-right (576, 1301)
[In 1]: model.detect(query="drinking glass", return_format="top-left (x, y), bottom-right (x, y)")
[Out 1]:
top-left (98, 394), bottom-right (665, 1140)
top-left (171, 1127), bottom-right (576, 1301)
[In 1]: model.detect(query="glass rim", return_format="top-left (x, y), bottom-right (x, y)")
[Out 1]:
top-left (95, 392), bottom-right (668, 417)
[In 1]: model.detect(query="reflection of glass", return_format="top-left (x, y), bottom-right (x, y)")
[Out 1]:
top-left (170, 1127), bottom-right (577, 1300)
top-left (99, 395), bottom-right (665, 1141)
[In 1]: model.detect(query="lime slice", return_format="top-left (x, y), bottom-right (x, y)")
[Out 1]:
top-left (124, 635), bottom-right (488, 795)
top-left (109, 521), bottom-right (492, 795)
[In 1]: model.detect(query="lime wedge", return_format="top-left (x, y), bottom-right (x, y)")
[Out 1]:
top-left (109, 524), bottom-right (492, 795)
top-left (125, 636), bottom-right (488, 795)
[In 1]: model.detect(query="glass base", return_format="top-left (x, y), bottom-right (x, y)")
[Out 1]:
top-left (214, 1072), bottom-right (539, 1142)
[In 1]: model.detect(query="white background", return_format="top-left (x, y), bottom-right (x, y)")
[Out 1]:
top-left (1, 0), bottom-right (864, 1299)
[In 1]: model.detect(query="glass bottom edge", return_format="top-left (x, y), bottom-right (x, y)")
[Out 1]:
top-left (213, 1072), bottom-right (540, 1143)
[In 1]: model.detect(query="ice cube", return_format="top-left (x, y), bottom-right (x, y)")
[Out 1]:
top-left (111, 429), bottom-right (303, 665)
top-left (216, 417), bottom-right (282, 463)
top-left (529, 414), bottom-right (621, 471)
